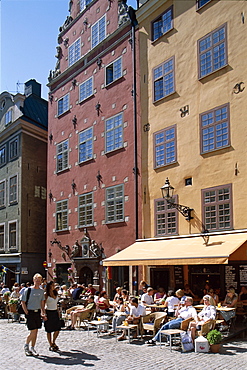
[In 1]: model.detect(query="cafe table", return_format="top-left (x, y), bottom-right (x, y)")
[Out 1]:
top-left (146, 304), bottom-right (166, 310)
top-left (116, 323), bottom-right (140, 343)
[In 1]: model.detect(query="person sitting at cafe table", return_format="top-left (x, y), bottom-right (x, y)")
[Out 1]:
top-left (163, 290), bottom-right (180, 317)
top-left (223, 287), bottom-right (238, 308)
top-left (97, 291), bottom-right (111, 313)
top-left (113, 287), bottom-right (122, 302)
top-left (208, 288), bottom-right (219, 305)
top-left (175, 289), bottom-right (187, 304)
top-left (117, 297), bottom-right (146, 341)
top-left (109, 297), bottom-right (127, 334)
top-left (154, 287), bottom-right (166, 303)
top-left (66, 296), bottom-right (96, 330)
top-left (72, 284), bottom-right (85, 301)
top-left (146, 297), bottom-right (197, 345)
top-left (121, 289), bottom-right (129, 303)
top-left (184, 284), bottom-right (195, 298)
top-left (189, 294), bottom-right (216, 343)
top-left (141, 287), bottom-right (154, 306)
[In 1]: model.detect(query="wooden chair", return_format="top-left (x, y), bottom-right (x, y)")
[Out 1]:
top-left (197, 319), bottom-right (216, 337)
top-left (78, 309), bottom-right (96, 329)
top-left (141, 312), bottom-right (167, 335)
top-left (180, 317), bottom-right (194, 331)
top-left (65, 305), bottom-right (84, 327)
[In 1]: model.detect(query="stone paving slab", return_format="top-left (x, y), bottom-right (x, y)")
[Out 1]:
top-left (0, 320), bottom-right (246, 370)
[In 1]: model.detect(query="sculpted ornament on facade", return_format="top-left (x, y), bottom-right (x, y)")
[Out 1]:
top-left (118, 0), bottom-right (129, 27)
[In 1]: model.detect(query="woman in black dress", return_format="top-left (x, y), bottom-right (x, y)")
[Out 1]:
top-left (44, 281), bottom-right (61, 351)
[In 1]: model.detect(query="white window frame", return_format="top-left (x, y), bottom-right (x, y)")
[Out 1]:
top-left (0, 223), bottom-right (5, 251)
top-left (9, 174), bottom-right (18, 205)
top-left (56, 139), bottom-right (69, 173)
top-left (106, 184), bottom-right (124, 224)
top-left (79, 76), bottom-right (94, 102)
top-left (5, 110), bottom-right (12, 125)
top-left (78, 127), bottom-right (93, 163)
top-left (105, 112), bottom-right (124, 153)
top-left (9, 136), bottom-right (19, 160)
top-left (80, 0), bottom-right (93, 12)
top-left (78, 192), bottom-right (94, 227)
top-left (56, 200), bottom-right (68, 231)
top-left (68, 38), bottom-right (81, 67)
top-left (8, 220), bottom-right (18, 251)
top-left (57, 93), bottom-right (70, 116)
top-left (0, 179), bottom-right (6, 208)
top-left (91, 15), bottom-right (106, 49)
top-left (105, 56), bottom-right (123, 86)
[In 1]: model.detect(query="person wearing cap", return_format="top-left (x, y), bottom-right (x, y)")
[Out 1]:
top-left (141, 287), bottom-right (154, 306)
top-left (189, 294), bottom-right (216, 342)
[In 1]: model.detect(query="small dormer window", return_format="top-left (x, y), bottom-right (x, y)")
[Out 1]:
top-left (5, 110), bottom-right (12, 125)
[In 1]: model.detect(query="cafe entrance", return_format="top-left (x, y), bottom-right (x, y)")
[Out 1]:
top-left (189, 265), bottom-right (222, 298)
top-left (150, 268), bottom-right (169, 292)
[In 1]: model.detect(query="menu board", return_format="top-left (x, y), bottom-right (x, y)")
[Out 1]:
top-left (174, 266), bottom-right (184, 288)
top-left (239, 265), bottom-right (247, 286)
top-left (225, 265), bottom-right (237, 290)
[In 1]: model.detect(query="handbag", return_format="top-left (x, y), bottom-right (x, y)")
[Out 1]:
top-left (17, 287), bottom-right (31, 314)
top-left (60, 318), bottom-right (65, 328)
top-left (180, 331), bottom-right (194, 352)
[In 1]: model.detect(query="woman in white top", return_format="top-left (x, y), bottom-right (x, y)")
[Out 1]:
top-left (190, 294), bottom-right (216, 342)
top-left (44, 281), bottom-right (61, 351)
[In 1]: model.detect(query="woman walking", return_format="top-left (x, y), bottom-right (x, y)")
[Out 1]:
top-left (44, 281), bottom-right (61, 351)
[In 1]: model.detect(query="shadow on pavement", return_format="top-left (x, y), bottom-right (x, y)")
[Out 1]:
top-left (37, 349), bottom-right (99, 366)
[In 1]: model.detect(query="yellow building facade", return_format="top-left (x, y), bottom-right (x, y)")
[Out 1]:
top-left (104, 0), bottom-right (247, 297)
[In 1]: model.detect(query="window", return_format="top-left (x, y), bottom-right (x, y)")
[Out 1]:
top-left (197, 0), bottom-right (212, 9)
top-left (154, 125), bottom-right (176, 168)
top-left (0, 224), bottom-right (4, 250)
top-left (5, 110), bottom-right (12, 125)
top-left (79, 127), bottom-right (93, 163)
top-left (9, 175), bottom-right (17, 204)
top-left (106, 57), bottom-right (122, 85)
top-left (9, 221), bottom-right (17, 249)
top-left (198, 24), bottom-right (227, 79)
top-left (9, 137), bottom-right (19, 160)
top-left (68, 38), bottom-right (81, 67)
top-left (0, 146), bottom-right (6, 166)
top-left (200, 103), bottom-right (230, 153)
top-left (152, 6), bottom-right (173, 41)
top-left (155, 198), bottom-right (177, 236)
top-left (105, 113), bottom-right (123, 153)
top-left (80, 0), bottom-right (93, 11)
top-left (0, 181), bottom-right (6, 208)
top-left (56, 140), bottom-right (69, 173)
top-left (153, 57), bottom-right (175, 101)
top-left (78, 192), bottom-right (93, 227)
top-left (56, 200), bottom-right (68, 231)
top-left (57, 94), bottom-right (69, 116)
top-left (92, 15), bottom-right (106, 49)
top-left (202, 184), bottom-right (232, 231)
top-left (106, 184), bottom-right (124, 223)
top-left (79, 77), bottom-right (93, 102)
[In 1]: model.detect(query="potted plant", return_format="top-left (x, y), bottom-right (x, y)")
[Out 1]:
top-left (207, 329), bottom-right (222, 353)
top-left (8, 298), bottom-right (18, 313)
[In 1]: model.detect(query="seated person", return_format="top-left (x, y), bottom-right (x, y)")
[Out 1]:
top-left (146, 296), bottom-right (197, 345)
top-left (97, 291), bottom-right (111, 313)
top-left (113, 287), bottom-right (122, 302)
top-left (184, 284), bottom-right (195, 298)
top-left (208, 288), bottom-right (219, 305)
top-left (72, 285), bottom-right (84, 301)
top-left (117, 297), bottom-right (146, 341)
top-left (141, 287), bottom-right (154, 306)
top-left (163, 290), bottom-right (180, 317)
top-left (189, 294), bottom-right (216, 342)
top-left (85, 284), bottom-right (96, 296)
top-left (66, 296), bottom-right (96, 330)
top-left (154, 288), bottom-right (166, 303)
top-left (239, 286), bottom-right (247, 303)
top-left (121, 289), bottom-right (129, 303)
top-left (223, 287), bottom-right (238, 308)
top-left (110, 297), bottom-right (127, 334)
top-left (175, 289), bottom-right (187, 304)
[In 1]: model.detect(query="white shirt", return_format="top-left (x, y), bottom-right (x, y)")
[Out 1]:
top-left (178, 305), bottom-right (197, 320)
top-left (165, 296), bottom-right (180, 312)
top-left (130, 304), bottom-right (146, 318)
top-left (45, 295), bottom-right (59, 310)
top-left (198, 305), bottom-right (216, 320)
top-left (141, 293), bottom-right (154, 306)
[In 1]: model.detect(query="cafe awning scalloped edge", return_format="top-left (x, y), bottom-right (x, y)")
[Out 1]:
top-left (103, 232), bottom-right (247, 266)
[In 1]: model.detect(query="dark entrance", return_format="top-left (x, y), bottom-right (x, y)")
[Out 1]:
top-left (150, 268), bottom-right (169, 292)
top-left (79, 266), bottom-right (93, 285)
top-left (56, 263), bottom-right (71, 286)
top-left (189, 265), bottom-right (222, 298)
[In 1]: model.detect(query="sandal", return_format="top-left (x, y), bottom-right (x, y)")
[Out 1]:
top-left (49, 346), bottom-right (55, 351)
top-left (52, 344), bottom-right (59, 351)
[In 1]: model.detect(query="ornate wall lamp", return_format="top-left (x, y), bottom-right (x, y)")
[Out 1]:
top-left (71, 179), bottom-right (76, 194)
top-left (95, 102), bottom-right (101, 116)
top-left (161, 178), bottom-right (193, 221)
top-left (49, 133), bottom-right (53, 143)
top-left (48, 190), bottom-right (53, 203)
top-left (72, 115), bottom-right (77, 129)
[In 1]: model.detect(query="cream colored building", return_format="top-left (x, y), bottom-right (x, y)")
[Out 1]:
top-left (104, 0), bottom-right (247, 297)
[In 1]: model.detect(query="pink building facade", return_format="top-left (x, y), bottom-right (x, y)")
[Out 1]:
top-left (47, 0), bottom-right (140, 293)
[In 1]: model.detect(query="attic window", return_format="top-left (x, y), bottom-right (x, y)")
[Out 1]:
top-left (5, 110), bottom-right (12, 125)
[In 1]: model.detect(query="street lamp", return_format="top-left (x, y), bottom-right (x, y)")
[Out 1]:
top-left (161, 178), bottom-right (193, 221)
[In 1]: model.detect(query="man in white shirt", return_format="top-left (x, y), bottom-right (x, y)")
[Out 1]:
top-left (146, 296), bottom-right (197, 345)
top-left (118, 297), bottom-right (146, 341)
top-left (164, 290), bottom-right (180, 317)
top-left (141, 287), bottom-right (154, 306)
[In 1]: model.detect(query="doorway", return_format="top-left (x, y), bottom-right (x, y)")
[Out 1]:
top-left (150, 268), bottom-right (169, 292)
top-left (79, 266), bottom-right (93, 285)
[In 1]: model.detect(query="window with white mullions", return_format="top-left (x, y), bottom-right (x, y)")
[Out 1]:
top-left (58, 94), bottom-right (69, 116)
top-left (155, 197), bottom-right (177, 236)
top-left (9, 175), bottom-right (17, 204)
top-left (106, 185), bottom-right (124, 223)
top-left (92, 15), bottom-right (106, 49)
top-left (56, 140), bottom-right (69, 172)
top-left (68, 38), bottom-right (81, 67)
top-left (79, 77), bottom-right (93, 102)
top-left (105, 113), bottom-right (123, 153)
top-left (152, 6), bottom-right (173, 41)
top-left (106, 57), bottom-right (122, 85)
top-left (56, 200), bottom-right (68, 231)
top-left (78, 192), bottom-right (93, 227)
top-left (153, 57), bottom-right (175, 101)
top-left (154, 125), bottom-right (176, 168)
top-left (80, 0), bottom-right (93, 12)
top-left (202, 184), bottom-right (232, 231)
top-left (79, 127), bottom-right (93, 163)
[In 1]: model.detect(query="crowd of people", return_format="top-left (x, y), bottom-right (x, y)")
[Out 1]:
top-left (0, 277), bottom-right (247, 355)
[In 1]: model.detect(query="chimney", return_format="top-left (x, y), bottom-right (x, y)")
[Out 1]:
top-left (24, 79), bottom-right (41, 97)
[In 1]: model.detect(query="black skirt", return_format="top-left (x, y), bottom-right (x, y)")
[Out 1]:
top-left (44, 310), bottom-right (61, 333)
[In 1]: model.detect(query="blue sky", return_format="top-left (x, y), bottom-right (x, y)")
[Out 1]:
top-left (0, 0), bottom-right (137, 99)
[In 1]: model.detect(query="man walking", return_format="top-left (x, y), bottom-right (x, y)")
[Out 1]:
top-left (21, 273), bottom-right (46, 356)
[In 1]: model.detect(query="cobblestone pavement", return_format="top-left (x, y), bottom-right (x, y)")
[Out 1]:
top-left (0, 319), bottom-right (246, 370)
